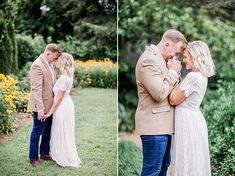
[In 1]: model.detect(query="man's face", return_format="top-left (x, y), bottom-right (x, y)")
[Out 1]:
top-left (164, 40), bottom-right (185, 61)
top-left (47, 51), bottom-right (61, 63)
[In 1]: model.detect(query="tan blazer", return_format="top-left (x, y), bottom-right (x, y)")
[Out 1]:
top-left (27, 56), bottom-right (56, 113)
top-left (135, 46), bottom-right (179, 135)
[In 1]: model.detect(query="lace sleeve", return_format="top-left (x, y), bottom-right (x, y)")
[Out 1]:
top-left (58, 77), bottom-right (68, 91)
top-left (179, 73), bottom-right (198, 97)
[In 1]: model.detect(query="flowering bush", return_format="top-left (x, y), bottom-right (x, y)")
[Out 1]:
top-left (74, 59), bottom-right (117, 89)
top-left (0, 74), bottom-right (31, 134)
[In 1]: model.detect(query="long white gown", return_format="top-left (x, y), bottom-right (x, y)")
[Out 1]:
top-left (50, 75), bottom-right (81, 167)
top-left (172, 72), bottom-right (211, 176)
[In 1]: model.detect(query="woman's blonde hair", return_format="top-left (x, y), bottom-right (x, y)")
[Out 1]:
top-left (57, 53), bottom-right (74, 78)
top-left (187, 41), bottom-right (216, 77)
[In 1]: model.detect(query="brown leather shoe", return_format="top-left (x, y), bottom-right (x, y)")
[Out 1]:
top-left (40, 155), bottom-right (53, 161)
top-left (30, 160), bottom-right (41, 167)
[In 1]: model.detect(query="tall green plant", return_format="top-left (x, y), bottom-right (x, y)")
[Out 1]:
top-left (0, 19), bottom-right (14, 74)
top-left (0, 0), bottom-right (20, 74)
top-left (7, 20), bottom-right (18, 73)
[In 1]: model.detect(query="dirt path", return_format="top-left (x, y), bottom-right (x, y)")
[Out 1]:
top-left (119, 131), bottom-right (172, 176)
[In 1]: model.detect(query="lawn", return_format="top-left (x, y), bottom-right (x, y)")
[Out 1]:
top-left (0, 88), bottom-right (117, 176)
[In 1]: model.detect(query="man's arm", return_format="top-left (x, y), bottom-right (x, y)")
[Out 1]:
top-left (30, 64), bottom-right (44, 119)
top-left (141, 60), bottom-right (179, 102)
top-left (169, 84), bottom-right (186, 105)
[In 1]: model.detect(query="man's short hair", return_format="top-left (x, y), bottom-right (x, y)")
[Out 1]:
top-left (45, 43), bottom-right (61, 53)
top-left (162, 29), bottom-right (188, 49)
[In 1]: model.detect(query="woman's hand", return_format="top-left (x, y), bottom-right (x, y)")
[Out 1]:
top-left (43, 113), bottom-right (51, 119)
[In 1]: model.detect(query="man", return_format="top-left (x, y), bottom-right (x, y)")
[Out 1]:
top-left (135, 29), bottom-right (187, 176)
top-left (28, 43), bottom-right (61, 167)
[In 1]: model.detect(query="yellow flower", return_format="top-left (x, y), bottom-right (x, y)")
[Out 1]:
top-left (0, 73), bottom-right (5, 80)
top-left (87, 77), bottom-right (92, 84)
top-left (6, 109), bottom-right (13, 114)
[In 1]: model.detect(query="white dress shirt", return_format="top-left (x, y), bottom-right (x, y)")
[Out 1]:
top-left (41, 55), bottom-right (55, 84)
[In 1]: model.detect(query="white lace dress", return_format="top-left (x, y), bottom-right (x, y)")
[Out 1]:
top-left (50, 75), bottom-right (81, 167)
top-left (172, 72), bottom-right (211, 176)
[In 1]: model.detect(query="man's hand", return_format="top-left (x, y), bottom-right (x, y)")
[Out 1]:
top-left (167, 58), bottom-right (182, 74)
top-left (37, 110), bottom-right (44, 121)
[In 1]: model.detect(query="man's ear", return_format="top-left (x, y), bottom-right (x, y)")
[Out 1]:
top-left (162, 42), bottom-right (169, 52)
top-left (165, 42), bottom-right (170, 47)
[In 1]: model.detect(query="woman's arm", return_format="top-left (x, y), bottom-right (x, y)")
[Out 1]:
top-left (44, 90), bottom-right (65, 118)
top-left (169, 84), bottom-right (186, 106)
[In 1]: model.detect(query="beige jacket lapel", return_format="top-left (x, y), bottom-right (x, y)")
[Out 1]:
top-left (39, 56), bottom-right (54, 84)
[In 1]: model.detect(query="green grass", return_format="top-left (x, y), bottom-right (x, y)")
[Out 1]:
top-left (118, 140), bottom-right (142, 176)
top-left (0, 88), bottom-right (117, 176)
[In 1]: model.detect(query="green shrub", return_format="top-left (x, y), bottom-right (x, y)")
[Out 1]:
top-left (0, 18), bottom-right (17, 75)
top-left (16, 61), bottom-right (32, 92)
top-left (0, 73), bottom-right (31, 134)
top-left (16, 34), bottom-right (45, 69)
top-left (118, 61), bottom-right (137, 132)
top-left (7, 20), bottom-right (18, 74)
top-left (202, 81), bottom-right (235, 176)
top-left (0, 89), bottom-right (15, 134)
top-left (74, 59), bottom-right (117, 89)
top-left (58, 36), bottom-right (88, 59)
top-left (0, 74), bottom-right (17, 133)
top-left (118, 103), bottom-right (135, 132)
top-left (118, 140), bottom-right (142, 176)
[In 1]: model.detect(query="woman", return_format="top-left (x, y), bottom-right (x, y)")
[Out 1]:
top-left (44, 53), bottom-right (81, 167)
top-left (169, 41), bottom-right (215, 176)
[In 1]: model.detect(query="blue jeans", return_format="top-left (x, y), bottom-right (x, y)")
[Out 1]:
top-left (29, 112), bottom-right (52, 160)
top-left (141, 135), bottom-right (172, 176)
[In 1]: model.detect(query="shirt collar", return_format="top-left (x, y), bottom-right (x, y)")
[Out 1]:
top-left (150, 44), bottom-right (165, 60)
top-left (150, 44), bottom-right (161, 55)
top-left (40, 54), bottom-right (50, 66)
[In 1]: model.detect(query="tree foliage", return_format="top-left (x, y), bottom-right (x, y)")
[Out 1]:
top-left (119, 0), bottom-right (235, 81)
top-left (15, 0), bottom-right (117, 59)
top-left (0, 0), bottom-right (19, 74)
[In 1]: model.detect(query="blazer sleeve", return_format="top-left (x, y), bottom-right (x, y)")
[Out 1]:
top-left (141, 58), bottom-right (179, 102)
top-left (29, 63), bottom-right (44, 111)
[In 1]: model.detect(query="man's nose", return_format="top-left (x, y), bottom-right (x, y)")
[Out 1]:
top-left (174, 55), bottom-right (179, 60)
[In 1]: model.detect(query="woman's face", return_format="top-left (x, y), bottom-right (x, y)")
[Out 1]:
top-left (55, 58), bottom-right (62, 68)
top-left (183, 49), bottom-right (194, 70)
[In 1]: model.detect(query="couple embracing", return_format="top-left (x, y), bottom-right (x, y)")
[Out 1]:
top-left (135, 29), bottom-right (215, 176)
top-left (28, 44), bottom-right (81, 168)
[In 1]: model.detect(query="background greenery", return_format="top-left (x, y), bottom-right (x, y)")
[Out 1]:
top-left (15, 0), bottom-right (117, 60)
top-left (118, 0), bottom-right (235, 175)
top-left (0, 0), bottom-right (117, 76)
